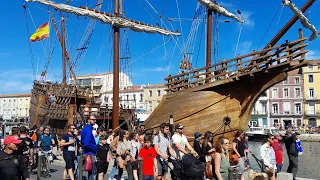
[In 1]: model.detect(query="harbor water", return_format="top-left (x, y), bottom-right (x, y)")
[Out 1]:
top-left (247, 141), bottom-right (320, 179)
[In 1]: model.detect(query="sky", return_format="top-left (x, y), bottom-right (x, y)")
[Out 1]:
top-left (1, 0), bottom-right (320, 94)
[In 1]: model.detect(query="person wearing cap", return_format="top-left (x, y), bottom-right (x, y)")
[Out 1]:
top-left (171, 124), bottom-right (196, 160)
top-left (260, 134), bottom-right (276, 180)
top-left (81, 115), bottom-right (98, 180)
top-left (193, 132), bottom-right (203, 157)
top-left (283, 130), bottom-right (300, 180)
top-left (271, 132), bottom-right (283, 173)
top-left (0, 136), bottom-right (30, 180)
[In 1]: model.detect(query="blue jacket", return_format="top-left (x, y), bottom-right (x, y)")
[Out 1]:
top-left (81, 124), bottom-right (97, 155)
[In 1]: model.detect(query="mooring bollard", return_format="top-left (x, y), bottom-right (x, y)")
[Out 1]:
top-left (138, 159), bottom-right (144, 180)
top-left (79, 154), bottom-right (83, 180)
top-left (37, 151), bottom-right (42, 180)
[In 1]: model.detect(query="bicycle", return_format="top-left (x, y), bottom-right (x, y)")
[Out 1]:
top-left (38, 149), bottom-right (53, 177)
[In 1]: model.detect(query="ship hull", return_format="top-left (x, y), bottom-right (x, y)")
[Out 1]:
top-left (144, 68), bottom-right (301, 141)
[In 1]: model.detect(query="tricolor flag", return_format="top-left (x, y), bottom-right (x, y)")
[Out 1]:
top-left (30, 22), bottom-right (50, 42)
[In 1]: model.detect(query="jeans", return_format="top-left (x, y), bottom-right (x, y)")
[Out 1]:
top-left (110, 158), bottom-right (124, 179)
top-left (126, 162), bottom-right (134, 180)
top-left (76, 155), bottom-right (81, 179)
top-left (84, 154), bottom-right (96, 180)
top-left (287, 155), bottom-right (298, 179)
top-left (276, 164), bottom-right (282, 172)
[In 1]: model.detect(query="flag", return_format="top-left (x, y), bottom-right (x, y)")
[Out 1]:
top-left (30, 22), bottom-right (50, 42)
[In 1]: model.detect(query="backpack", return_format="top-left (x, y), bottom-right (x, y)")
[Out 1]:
top-left (31, 131), bottom-right (37, 142)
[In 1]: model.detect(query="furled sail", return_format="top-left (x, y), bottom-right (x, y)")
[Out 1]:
top-left (283, 0), bottom-right (319, 41)
top-left (198, 0), bottom-right (244, 23)
top-left (25, 0), bottom-right (180, 36)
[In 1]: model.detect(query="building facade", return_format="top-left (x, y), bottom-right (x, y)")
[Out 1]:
top-left (69, 72), bottom-right (133, 104)
top-left (0, 94), bottom-right (31, 120)
top-left (269, 69), bottom-right (304, 128)
top-left (143, 84), bottom-right (166, 113)
top-left (250, 91), bottom-right (269, 127)
top-left (303, 60), bottom-right (320, 127)
top-left (102, 85), bottom-right (146, 110)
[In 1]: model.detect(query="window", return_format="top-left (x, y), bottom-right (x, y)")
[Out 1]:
top-left (295, 88), bottom-right (301, 98)
top-left (272, 104), bottom-right (279, 114)
top-left (272, 89), bottom-right (278, 98)
top-left (284, 88), bottom-right (289, 98)
top-left (295, 103), bottom-right (301, 114)
top-left (148, 101), bottom-right (152, 111)
top-left (149, 90), bottom-right (152, 97)
top-left (273, 119), bottom-right (279, 124)
top-left (309, 88), bottom-right (314, 98)
top-left (139, 94), bottom-right (143, 102)
top-left (308, 102), bottom-right (315, 114)
top-left (283, 78), bottom-right (288, 84)
top-left (133, 94), bottom-right (136, 101)
top-left (126, 95), bottom-right (129, 100)
top-left (283, 102), bottom-right (290, 114)
top-left (295, 77), bottom-right (300, 84)
top-left (318, 64), bottom-right (320, 70)
top-left (261, 102), bottom-right (267, 114)
top-left (308, 74), bottom-right (314, 83)
top-left (261, 91), bottom-right (267, 97)
top-left (157, 90), bottom-right (161, 96)
top-left (309, 65), bottom-right (313, 71)
top-left (263, 118), bottom-right (268, 126)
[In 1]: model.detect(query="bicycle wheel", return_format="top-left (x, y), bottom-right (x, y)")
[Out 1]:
top-left (40, 156), bottom-right (50, 177)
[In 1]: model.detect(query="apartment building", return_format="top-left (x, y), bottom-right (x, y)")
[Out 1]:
top-left (269, 69), bottom-right (304, 128)
top-left (69, 72), bottom-right (133, 104)
top-left (143, 84), bottom-right (166, 113)
top-left (303, 60), bottom-right (320, 127)
top-left (0, 94), bottom-right (31, 120)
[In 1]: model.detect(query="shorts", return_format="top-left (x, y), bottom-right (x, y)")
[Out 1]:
top-left (143, 175), bottom-right (154, 180)
top-left (63, 153), bottom-right (76, 170)
top-left (96, 161), bottom-right (109, 174)
top-left (156, 159), bottom-right (168, 176)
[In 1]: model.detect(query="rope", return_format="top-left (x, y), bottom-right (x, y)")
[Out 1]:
top-left (274, 5), bottom-right (284, 35)
top-left (195, 17), bottom-right (205, 68)
top-left (161, 21), bottom-right (169, 74)
top-left (234, 23), bottom-right (243, 58)
top-left (175, 0), bottom-right (186, 52)
top-left (139, 0), bottom-right (159, 25)
top-left (23, 4), bottom-right (36, 80)
top-left (256, 4), bottom-right (281, 50)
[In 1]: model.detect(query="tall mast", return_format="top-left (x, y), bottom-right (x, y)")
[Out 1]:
top-left (61, 16), bottom-right (67, 84)
top-left (112, 0), bottom-right (120, 129)
top-left (205, 9), bottom-right (212, 83)
top-left (264, 0), bottom-right (315, 49)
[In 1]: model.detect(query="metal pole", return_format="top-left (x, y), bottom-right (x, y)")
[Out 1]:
top-left (79, 152), bottom-right (83, 180)
top-left (112, 0), bottom-right (120, 130)
top-left (37, 152), bottom-right (41, 180)
top-left (169, 114), bottom-right (174, 136)
top-left (205, 9), bottom-right (212, 83)
top-left (138, 159), bottom-right (143, 180)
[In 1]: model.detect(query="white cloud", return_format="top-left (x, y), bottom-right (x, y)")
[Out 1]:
top-left (306, 50), bottom-right (320, 60)
top-left (142, 66), bottom-right (170, 72)
top-left (241, 11), bottom-right (255, 28)
top-left (236, 41), bottom-right (253, 55)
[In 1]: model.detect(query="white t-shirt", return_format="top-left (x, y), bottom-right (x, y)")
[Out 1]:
top-left (172, 133), bottom-right (188, 159)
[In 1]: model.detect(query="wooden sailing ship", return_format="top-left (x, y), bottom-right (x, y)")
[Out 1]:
top-left (143, 0), bottom-right (317, 140)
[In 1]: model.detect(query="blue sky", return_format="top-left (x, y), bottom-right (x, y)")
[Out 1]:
top-left (1, 0), bottom-right (320, 94)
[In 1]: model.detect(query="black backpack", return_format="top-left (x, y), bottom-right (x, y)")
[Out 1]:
top-left (181, 154), bottom-right (204, 178)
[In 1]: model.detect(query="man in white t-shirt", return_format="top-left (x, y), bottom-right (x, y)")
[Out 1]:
top-left (171, 124), bottom-right (196, 159)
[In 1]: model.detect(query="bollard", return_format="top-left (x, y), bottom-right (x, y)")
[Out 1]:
top-left (138, 159), bottom-right (144, 180)
top-left (169, 114), bottom-right (174, 136)
top-left (37, 151), bottom-right (42, 180)
top-left (79, 155), bottom-right (83, 180)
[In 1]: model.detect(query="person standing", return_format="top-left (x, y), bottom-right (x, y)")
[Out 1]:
top-left (38, 127), bottom-right (55, 152)
top-left (171, 124), bottom-right (197, 160)
top-left (96, 135), bottom-right (110, 180)
top-left (18, 126), bottom-right (34, 169)
top-left (283, 131), bottom-right (300, 180)
top-left (271, 132), bottom-right (283, 172)
top-left (116, 130), bottom-right (133, 180)
top-left (138, 135), bottom-right (158, 180)
top-left (0, 136), bottom-right (30, 180)
top-left (231, 131), bottom-right (246, 177)
top-left (260, 134), bottom-right (276, 180)
top-left (60, 124), bottom-right (77, 180)
top-left (81, 116), bottom-right (98, 180)
top-left (153, 123), bottom-right (175, 180)
top-left (214, 136), bottom-right (231, 180)
top-left (193, 132), bottom-right (203, 157)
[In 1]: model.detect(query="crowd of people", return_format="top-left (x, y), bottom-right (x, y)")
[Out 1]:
top-left (0, 116), bottom-right (304, 180)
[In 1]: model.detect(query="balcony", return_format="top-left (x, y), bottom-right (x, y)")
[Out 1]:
top-left (304, 110), bottom-right (320, 116)
top-left (305, 96), bottom-right (320, 101)
top-left (251, 111), bottom-right (268, 116)
top-left (270, 111), bottom-right (303, 116)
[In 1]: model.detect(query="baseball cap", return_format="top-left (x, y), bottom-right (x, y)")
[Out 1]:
top-left (175, 124), bottom-right (184, 129)
top-left (4, 136), bottom-right (22, 145)
top-left (194, 132), bottom-right (202, 138)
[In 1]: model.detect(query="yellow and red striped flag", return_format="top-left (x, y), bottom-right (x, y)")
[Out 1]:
top-left (30, 22), bottom-right (50, 42)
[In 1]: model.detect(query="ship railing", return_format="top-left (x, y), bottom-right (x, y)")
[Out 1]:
top-left (165, 32), bottom-right (308, 93)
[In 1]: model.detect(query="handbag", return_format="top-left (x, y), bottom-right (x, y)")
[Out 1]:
top-left (84, 154), bottom-right (93, 171)
top-left (205, 162), bottom-right (213, 179)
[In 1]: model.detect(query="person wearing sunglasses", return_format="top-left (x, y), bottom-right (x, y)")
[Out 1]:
top-left (213, 136), bottom-right (230, 180)
top-left (61, 125), bottom-right (77, 180)
top-left (260, 133), bottom-right (276, 180)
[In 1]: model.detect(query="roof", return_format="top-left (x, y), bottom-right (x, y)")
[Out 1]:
top-left (76, 72), bottom-right (112, 78)
top-left (103, 85), bottom-right (144, 94)
top-left (145, 84), bottom-right (165, 89)
top-left (287, 69), bottom-right (300, 76)
top-left (307, 59), bottom-right (320, 65)
top-left (0, 94), bottom-right (32, 98)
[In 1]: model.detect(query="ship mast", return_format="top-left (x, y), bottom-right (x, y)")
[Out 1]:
top-left (61, 16), bottom-right (67, 84)
top-left (205, 9), bottom-right (212, 83)
top-left (113, 0), bottom-right (120, 129)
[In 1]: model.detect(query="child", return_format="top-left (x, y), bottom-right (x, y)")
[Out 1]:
top-left (138, 135), bottom-right (158, 180)
top-left (96, 135), bottom-right (110, 180)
